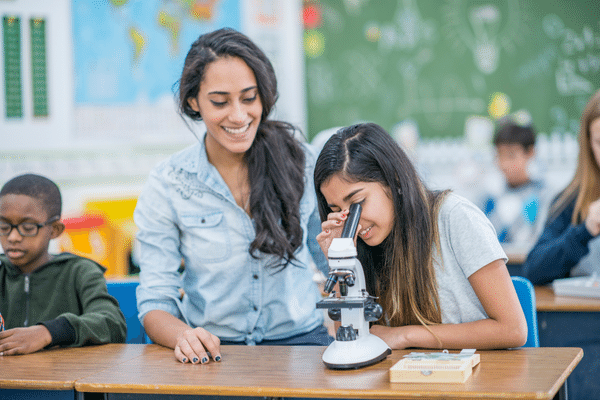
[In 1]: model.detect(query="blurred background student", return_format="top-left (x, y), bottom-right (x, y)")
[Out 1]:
top-left (524, 89), bottom-right (600, 284)
top-left (480, 111), bottom-right (549, 259)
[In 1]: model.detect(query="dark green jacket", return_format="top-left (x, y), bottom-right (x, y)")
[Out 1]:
top-left (0, 253), bottom-right (126, 347)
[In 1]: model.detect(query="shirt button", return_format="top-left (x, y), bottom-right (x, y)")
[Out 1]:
top-left (253, 274), bottom-right (259, 279)
top-left (253, 306), bottom-right (258, 311)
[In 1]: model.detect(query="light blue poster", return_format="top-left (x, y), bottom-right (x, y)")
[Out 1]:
top-left (73, 0), bottom-right (240, 105)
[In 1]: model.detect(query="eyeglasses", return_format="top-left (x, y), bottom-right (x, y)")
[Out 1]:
top-left (0, 216), bottom-right (60, 237)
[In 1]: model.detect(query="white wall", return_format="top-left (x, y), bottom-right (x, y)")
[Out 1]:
top-left (0, 0), bottom-right (74, 150)
top-left (242, 0), bottom-right (307, 135)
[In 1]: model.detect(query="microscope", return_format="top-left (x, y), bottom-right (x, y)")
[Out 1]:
top-left (317, 203), bottom-right (391, 369)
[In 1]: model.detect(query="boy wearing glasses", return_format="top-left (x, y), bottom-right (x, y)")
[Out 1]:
top-left (0, 174), bottom-right (126, 355)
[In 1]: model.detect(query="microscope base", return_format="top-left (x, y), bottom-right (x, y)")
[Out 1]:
top-left (322, 334), bottom-right (392, 369)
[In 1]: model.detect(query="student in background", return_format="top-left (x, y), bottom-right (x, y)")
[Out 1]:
top-left (480, 111), bottom-right (548, 256)
top-left (524, 90), bottom-right (600, 283)
top-left (523, 88), bottom-right (600, 400)
top-left (314, 123), bottom-right (527, 350)
top-left (134, 28), bottom-right (330, 365)
top-left (0, 174), bottom-right (126, 356)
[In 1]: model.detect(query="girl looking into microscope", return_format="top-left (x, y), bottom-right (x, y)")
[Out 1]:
top-left (314, 122), bottom-right (527, 350)
top-left (134, 28), bottom-right (331, 365)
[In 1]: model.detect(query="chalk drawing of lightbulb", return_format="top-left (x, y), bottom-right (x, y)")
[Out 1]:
top-left (469, 5), bottom-right (500, 74)
top-left (443, 0), bottom-right (523, 75)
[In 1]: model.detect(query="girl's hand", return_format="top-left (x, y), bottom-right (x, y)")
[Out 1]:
top-left (316, 209), bottom-right (362, 257)
top-left (316, 210), bottom-right (348, 257)
top-left (585, 198), bottom-right (600, 236)
top-left (174, 327), bottom-right (221, 364)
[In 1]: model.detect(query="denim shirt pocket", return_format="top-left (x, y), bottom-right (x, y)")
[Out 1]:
top-left (179, 211), bottom-right (230, 262)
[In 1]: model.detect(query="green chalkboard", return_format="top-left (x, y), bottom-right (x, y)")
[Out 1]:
top-left (303, 0), bottom-right (600, 140)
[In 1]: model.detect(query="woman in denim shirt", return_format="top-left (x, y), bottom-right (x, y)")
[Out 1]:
top-left (134, 28), bottom-right (331, 365)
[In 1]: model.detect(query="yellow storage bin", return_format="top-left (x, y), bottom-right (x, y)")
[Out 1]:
top-left (84, 197), bottom-right (138, 276)
top-left (57, 214), bottom-right (120, 275)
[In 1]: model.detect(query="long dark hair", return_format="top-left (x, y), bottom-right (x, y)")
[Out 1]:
top-left (178, 28), bottom-right (305, 268)
top-left (314, 123), bottom-right (448, 328)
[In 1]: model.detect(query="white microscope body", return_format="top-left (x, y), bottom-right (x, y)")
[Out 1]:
top-left (317, 203), bottom-right (391, 369)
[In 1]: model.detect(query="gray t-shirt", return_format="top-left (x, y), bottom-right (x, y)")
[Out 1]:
top-left (434, 193), bottom-right (507, 324)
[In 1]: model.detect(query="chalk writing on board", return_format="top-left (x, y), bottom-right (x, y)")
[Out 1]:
top-left (304, 0), bottom-right (600, 140)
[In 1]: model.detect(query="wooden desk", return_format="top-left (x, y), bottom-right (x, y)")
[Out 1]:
top-left (506, 252), bottom-right (526, 266)
top-left (75, 345), bottom-right (582, 400)
top-left (534, 285), bottom-right (600, 400)
top-left (504, 252), bottom-right (527, 277)
top-left (535, 285), bottom-right (600, 312)
top-left (0, 344), bottom-right (148, 391)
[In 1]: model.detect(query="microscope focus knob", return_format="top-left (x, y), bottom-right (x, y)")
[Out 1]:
top-left (328, 308), bottom-right (341, 321)
top-left (364, 302), bottom-right (383, 322)
top-left (336, 325), bottom-right (357, 341)
top-left (345, 274), bottom-right (355, 286)
top-left (339, 281), bottom-right (348, 296)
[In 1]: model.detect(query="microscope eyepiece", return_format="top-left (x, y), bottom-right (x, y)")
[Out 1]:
top-left (341, 203), bottom-right (362, 239)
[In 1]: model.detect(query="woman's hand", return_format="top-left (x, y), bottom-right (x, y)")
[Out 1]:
top-left (316, 209), bottom-right (357, 257)
top-left (585, 198), bottom-right (600, 236)
top-left (174, 327), bottom-right (221, 364)
top-left (143, 310), bottom-right (222, 364)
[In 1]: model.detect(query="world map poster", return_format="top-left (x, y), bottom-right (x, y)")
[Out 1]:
top-left (72, 0), bottom-right (240, 105)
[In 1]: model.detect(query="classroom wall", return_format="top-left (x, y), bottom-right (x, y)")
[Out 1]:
top-left (0, 0), bottom-right (74, 149)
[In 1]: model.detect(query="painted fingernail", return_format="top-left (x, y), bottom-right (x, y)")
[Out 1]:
top-left (193, 357), bottom-right (199, 363)
top-left (325, 229), bottom-right (330, 234)
top-left (201, 357), bottom-right (208, 364)
top-left (182, 357), bottom-right (187, 363)
top-left (215, 355), bottom-right (221, 362)
top-left (336, 220), bottom-right (341, 225)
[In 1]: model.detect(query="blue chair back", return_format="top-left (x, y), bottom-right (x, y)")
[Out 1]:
top-left (511, 276), bottom-right (540, 347)
top-left (106, 279), bottom-right (145, 344)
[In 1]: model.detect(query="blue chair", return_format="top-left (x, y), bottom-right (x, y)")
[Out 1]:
top-left (511, 276), bottom-right (540, 347)
top-left (106, 279), bottom-right (146, 344)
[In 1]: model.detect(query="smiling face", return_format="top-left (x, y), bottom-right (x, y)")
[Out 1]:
top-left (187, 56), bottom-right (263, 161)
top-left (320, 174), bottom-right (395, 246)
top-left (0, 194), bottom-right (62, 274)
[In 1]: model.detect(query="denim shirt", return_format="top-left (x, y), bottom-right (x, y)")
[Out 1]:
top-left (134, 136), bottom-right (328, 344)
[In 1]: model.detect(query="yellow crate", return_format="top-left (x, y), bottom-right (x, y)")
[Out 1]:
top-left (58, 214), bottom-right (127, 276)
